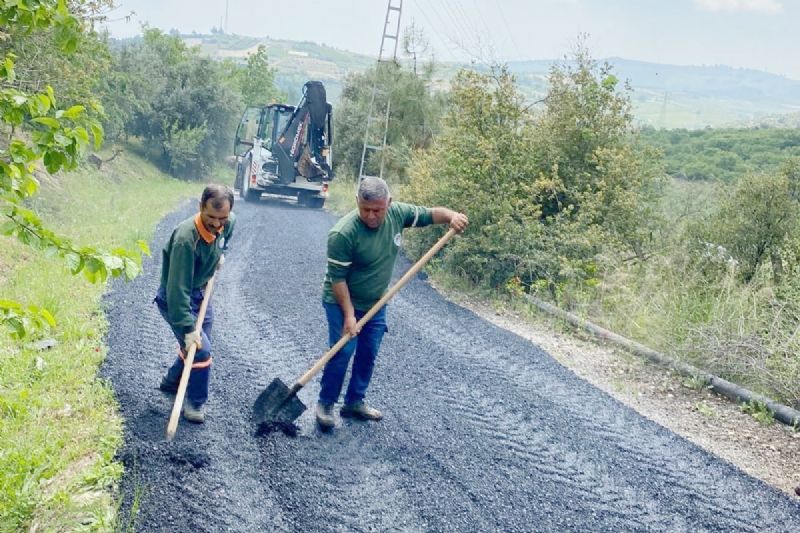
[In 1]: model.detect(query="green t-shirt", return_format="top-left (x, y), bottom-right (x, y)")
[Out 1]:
top-left (159, 212), bottom-right (236, 333)
top-left (323, 202), bottom-right (433, 311)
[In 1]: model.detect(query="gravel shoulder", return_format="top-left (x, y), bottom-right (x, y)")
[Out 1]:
top-left (434, 286), bottom-right (800, 498)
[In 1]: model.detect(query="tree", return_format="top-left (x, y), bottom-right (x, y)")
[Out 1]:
top-left (530, 42), bottom-right (664, 262)
top-left (405, 66), bottom-right (544, 287)
top-left (334, 60), bottom-right (447, 182)
top-left (694, 168), bottom-right (799, 283)
top-left (404, 44), bottom-right (664, 295)
top-left (402, 21), bottom-right (432, 77)
top-left (1, 0), bottom-right (148, 338)
top-left (108, 28), bottom-right (242, 178)
top-left (235, 44), bottom-right (283, 107)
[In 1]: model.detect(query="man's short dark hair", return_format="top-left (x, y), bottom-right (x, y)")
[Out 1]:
top-left (202, 184), bottom-right (234, 210)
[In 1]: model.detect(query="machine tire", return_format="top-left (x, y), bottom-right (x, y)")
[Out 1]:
top-left (233, 159), bottom-right (244, 192)
top-left (240, 157), bottom-right (261, 202)
top-left (245, 188), bottom-right (261, 203)
top-left (307, 197), bottom-right (325, 209)
top-left (298, 191), bottom-right (325, 209)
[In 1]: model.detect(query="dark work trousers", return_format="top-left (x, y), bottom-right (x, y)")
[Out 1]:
top-left (154, 286), bottom-right (213, 408)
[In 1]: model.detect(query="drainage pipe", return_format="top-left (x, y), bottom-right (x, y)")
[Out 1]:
top-left (528, 296), bottom-right (800, 428)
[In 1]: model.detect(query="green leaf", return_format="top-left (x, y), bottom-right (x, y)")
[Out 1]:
top-left (0, 299), bottom-right (23, 311)
top-left (31, 117), bottom-right (60, 129)
top-left (73, 127), bottom-right (89, 145)
top-left (65, 252), bottom-right (83, 274)
top-left (0, 220), bottom-right (17, 236)
top-left (40, 308), bottom-right (56, 327)
top-left (35, 94), bottom-right (51, 114)
top-left (90, 123), bottom-right (104, 149)
top-left (123, 258), bottom-right (141, 280)
top-left (43, 151), bottom-right (65, 173)
top-left (104, 254), bottom-right (124, 271)
top-left (85, 256), bottom-right (101, 273)
top-left (136, 240), bottom-right (151, 256)
top-left (63, 105), bottom-right (85, 119)
top-left (54, 132), bottom-right (71, 146)
top-left (3, 57), bottom-right (15, 82)
top-left (7, 317), bottom-right (25, 339)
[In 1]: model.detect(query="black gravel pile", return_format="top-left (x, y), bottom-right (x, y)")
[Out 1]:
top-left (102, 198), bottom-right (800, 532)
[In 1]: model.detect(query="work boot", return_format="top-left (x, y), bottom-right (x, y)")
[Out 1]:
top-left (340, 401), bottom-right (383, 421)
top-left (159, 375), bottom-right (178, 394)
top-left (183, 403), bottom-right (205, 424)
top-left (315, 402), bottom-right (335, 429)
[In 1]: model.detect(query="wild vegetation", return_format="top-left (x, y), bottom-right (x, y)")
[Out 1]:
top-left (330, 41), bottom-right (800, 410)
top-left (640, 126), bottom-right (800, 182)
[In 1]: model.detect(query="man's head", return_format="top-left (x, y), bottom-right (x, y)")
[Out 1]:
top-left (199, 184), bottom-right (234, 233)
top-left (356, 177), bottom-right (391, 229)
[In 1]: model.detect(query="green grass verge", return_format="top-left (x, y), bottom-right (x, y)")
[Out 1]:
top-left (0, 149), bottom-right (205, 532)
top-left (325, 173), bottom-right (357, 215)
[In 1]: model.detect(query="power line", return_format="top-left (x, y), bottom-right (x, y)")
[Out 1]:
top-left (436, 0), bottom-right (480, 57)
top-left (493, 1), bottom-right (523, 59)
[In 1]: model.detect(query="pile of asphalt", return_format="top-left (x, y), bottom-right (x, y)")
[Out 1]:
top-left (103, 198), bottom-right (800, 532)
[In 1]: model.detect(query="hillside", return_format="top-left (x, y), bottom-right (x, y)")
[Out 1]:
top-left (179, 33), bottom-right (800, 129)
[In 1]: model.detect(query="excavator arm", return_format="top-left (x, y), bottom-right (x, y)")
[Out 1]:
top-left (274, 81), bottom-right (333, 182)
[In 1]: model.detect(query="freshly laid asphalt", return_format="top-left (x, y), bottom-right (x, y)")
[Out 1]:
top-left (102, 197), bottom-right (800, 532)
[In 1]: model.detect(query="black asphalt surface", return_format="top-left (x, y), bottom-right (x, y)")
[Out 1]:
top-left (102, 197), bottom-right (800, 532)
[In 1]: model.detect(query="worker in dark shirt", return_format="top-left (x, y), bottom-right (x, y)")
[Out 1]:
top-left (316, 176), bottom-right (468, 429)
top-left (154, 184), bottom-right (236, 423)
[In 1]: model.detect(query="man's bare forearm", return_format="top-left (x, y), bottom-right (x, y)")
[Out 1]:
top-left (431, 207), bottom-right (469, 233)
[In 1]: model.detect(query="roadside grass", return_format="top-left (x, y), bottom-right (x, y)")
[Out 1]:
top-left (581, 179), bottom-right (800, 406)
top-left (326, 172), bottom-right (358, 214)
top-left (0, 149), bottom-right (201, 532)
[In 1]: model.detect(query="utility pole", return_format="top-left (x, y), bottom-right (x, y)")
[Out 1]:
top-left (358, 0), bottom-right (403, 182)
top-left (659, 91), bottom-right (670, 129)
top-left (225, 0), bottom-right (229, 34)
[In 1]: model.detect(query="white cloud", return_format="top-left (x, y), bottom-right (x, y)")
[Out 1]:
top-left (694, 0), bottom-right (784, 13)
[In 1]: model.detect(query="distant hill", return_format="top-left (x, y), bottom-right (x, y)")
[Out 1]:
top-left (179, 33), bottom-right (800, 130)
top-left (508, 58), bottom-right (800, 129)
top-left (182, 32), bottom-right (374, 103)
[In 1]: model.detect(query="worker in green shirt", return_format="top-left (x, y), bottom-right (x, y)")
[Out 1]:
top-left (154, 184), bottom-right (236, 424)
top-left (316, 176), bottom-right (468, 429)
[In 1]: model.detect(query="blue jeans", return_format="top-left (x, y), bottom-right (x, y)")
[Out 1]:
top-left (154, 287), bottom-right (213, 408)
top-left (318, 301), bottom-right (388, 406)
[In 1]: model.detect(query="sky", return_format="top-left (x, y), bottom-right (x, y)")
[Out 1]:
top-left (102, 0), bottom-right (800, 80)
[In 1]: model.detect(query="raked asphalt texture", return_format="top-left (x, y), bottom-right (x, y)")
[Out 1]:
top-left (102, 196), bottom-right (800, 532)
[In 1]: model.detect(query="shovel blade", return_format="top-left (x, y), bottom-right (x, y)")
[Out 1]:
top-left (253, 378), bottom-right (307, 427)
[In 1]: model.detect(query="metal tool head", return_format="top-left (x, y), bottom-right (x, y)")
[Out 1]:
top-left (253, 378), bottom-right (307, 429)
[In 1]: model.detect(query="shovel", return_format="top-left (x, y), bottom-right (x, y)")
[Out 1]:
top-left (253, 228), bottom-right (458, 430)
top-left (166, 268), bottom-right (218, 441)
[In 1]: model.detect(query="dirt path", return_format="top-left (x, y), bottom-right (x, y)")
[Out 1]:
top-left (103, 199), bottom-right (800, 532)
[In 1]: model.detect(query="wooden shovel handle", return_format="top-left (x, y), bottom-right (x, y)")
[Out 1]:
top-left (166, 270), bottom-right (217, 441)
top-left (297, 227), bottom-right (458, 386)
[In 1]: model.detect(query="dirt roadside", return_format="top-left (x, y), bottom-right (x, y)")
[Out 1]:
top-left (433, 284), bottom-right (800, 499)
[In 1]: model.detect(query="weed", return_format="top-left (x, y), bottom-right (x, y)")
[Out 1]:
top-left (694, 402), bottom-right (717, 418)
top-left (682, 376), bottom-right (709, 391)
top-left (740, 400), bottom-right (776, 425)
